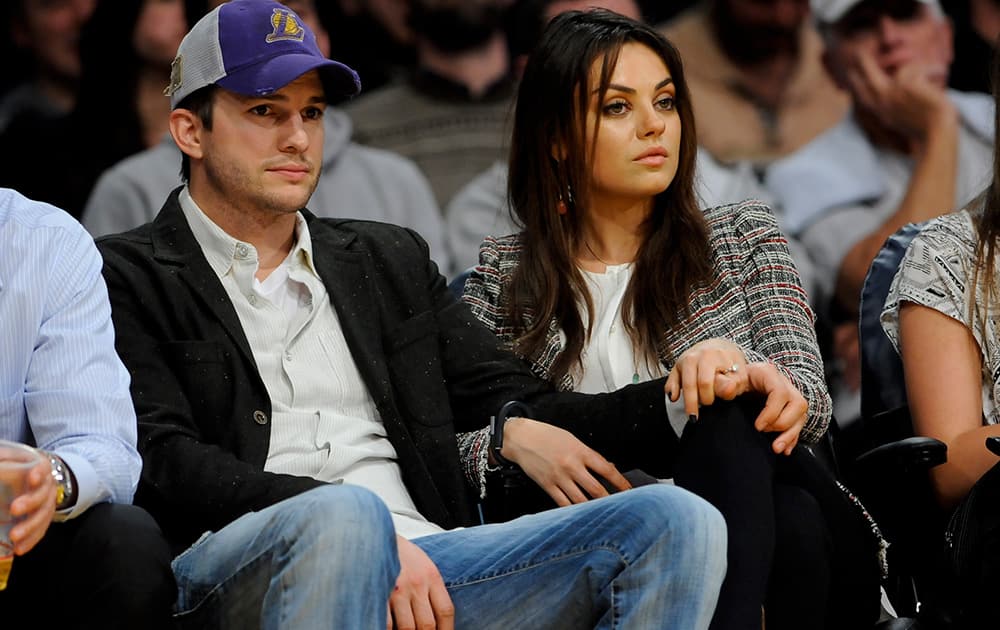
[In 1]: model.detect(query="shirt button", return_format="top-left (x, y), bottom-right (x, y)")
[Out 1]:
top-left (235, 243), bottom-right (250, 259)
top-left (285, 351), bottom-right (292, 361)
top-left (247, 294), bottom-right (257, 306)
top-left (610, 324), bottom-right (617, 333)
top-left (253, 410), bottom-right (268, 425)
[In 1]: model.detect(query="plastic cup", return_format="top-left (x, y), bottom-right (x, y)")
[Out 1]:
top-left (0, 440), bottom-right (43, 590)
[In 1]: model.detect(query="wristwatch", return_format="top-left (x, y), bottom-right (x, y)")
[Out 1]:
top-left (44, 452), bottom-right (76, 511)
top-left (489, 401), bottom-right (533, 468)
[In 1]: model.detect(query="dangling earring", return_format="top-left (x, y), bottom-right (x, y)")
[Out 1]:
top-left (556, 182), bottom-right (574, 215)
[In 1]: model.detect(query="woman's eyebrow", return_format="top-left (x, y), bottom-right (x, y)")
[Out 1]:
top-left (594, 77), bottom-right (674, 94)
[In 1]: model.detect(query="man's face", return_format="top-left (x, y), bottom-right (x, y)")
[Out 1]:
top-left (14, 0), bottom-right (97, 82)
top-left (191, 71), bottom-right (326, 218)
top-left (714, 0), bottom-right (811, 63)
top-left (827, 0), bottom-right (953, 87)
top-left (280, 0), bottom-right (331, 58)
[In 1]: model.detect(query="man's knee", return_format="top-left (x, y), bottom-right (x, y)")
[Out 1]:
top-left (626, 485), bottom-right (727, 555)
top-left (70, 503), bottom-right (176, 625)
top-left (271, 484), bottom-right (396, 559)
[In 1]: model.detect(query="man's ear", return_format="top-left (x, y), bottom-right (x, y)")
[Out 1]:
top-left (169, 108), bottom-right (204, 162)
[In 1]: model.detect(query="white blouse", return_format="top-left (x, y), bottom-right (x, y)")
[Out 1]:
top-left (576, 263), bottom-right (688, 436)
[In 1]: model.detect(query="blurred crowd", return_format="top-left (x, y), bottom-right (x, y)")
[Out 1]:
top-left (0, 0), bottom-right (997, 434)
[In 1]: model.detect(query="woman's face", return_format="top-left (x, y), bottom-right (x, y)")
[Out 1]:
top-left (134, 0), bottom-right (186, 67)
top-left (582, 42), bottom-right (681, 209)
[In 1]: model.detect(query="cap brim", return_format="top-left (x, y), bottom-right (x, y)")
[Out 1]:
top-left (217, 54), bottom-right (361, 101)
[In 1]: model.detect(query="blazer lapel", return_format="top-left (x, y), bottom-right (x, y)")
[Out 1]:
top-left (308, 217), bottom-right (397, 417)
top-left (149, 192), bottom-right (257, 370)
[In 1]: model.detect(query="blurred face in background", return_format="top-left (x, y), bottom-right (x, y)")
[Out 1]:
top-left (712, 0), bottom-right (810, 64)
top-left (134, 0), bottom-right (186, 66)
top-left (280, 0), bottom-right (331, 57)
top-left (14, 0), bottom-right (97, 81)
top-left (827, 0), bottom-right (952, 87)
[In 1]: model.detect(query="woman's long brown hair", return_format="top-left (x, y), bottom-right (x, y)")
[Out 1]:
top-left (506, 9), bottom-right (712, 381)
top-left (969, 47), bottom-right (1000, 330)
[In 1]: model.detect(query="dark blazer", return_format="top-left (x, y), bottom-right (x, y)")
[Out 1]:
top-left (97, 190), bottom-right (674, 550)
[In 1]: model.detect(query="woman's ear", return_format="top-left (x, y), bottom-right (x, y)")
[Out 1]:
top-left (169, 108), bottom-right (205, 162)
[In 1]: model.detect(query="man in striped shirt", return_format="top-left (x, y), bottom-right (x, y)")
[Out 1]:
top-left (0, 187), bottom-right (174, 626)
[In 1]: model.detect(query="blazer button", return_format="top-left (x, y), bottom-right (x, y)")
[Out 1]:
top-left (253, 410), bottom-right (268, 425)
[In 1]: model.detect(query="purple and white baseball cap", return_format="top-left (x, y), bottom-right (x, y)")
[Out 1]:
top-left (165, 0), bottom-right (361, 109)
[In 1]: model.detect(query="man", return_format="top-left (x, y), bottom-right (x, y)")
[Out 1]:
top-left (342, 0), bottom-right (515, 206)
top-left (766, 0), bottom-right (994, 424)
top-left (660, 0), bottom-right (849, 165)
top-left (97, 2), bottom-right (727, 627)
top-left (0, 0), bottom-right (96, 132)
top-left (0, 188), bottom-right (174, 626)
top-left (82, 0), bottom-right (450, 272)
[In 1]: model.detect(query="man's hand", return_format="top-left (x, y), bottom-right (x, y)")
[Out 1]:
top-left (665, 338), bottom-right (749, 417)
top-left (8, 455), bottom-right (57, 555)
top-left (502, 418), bottom-right (630, 506)
top-left (845, 50), bottom-right (955, 143)
top-left (388, 535), bottom-right (455, 630)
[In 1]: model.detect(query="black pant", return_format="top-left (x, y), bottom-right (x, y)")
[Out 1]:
top-left (673, 397), bottom-right (834, 630)
top-left (1, 503), bottom-right (176, 629)
top-left (944, 459), bottom-right (1000, 629)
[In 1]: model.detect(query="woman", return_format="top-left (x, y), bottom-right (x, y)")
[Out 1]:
top-left (880, 50), bottom-right (1000, 628)
top-left (457, 10), bottom-right (871, 630)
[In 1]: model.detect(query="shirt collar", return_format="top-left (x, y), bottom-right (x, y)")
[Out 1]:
top-left (178, 186), bottom-right (319, 282)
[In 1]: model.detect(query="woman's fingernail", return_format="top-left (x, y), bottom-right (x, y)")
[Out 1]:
top-left (775, 441), bottom-right (785, 452)
top-left (688, 414), bottom-right (698, 423)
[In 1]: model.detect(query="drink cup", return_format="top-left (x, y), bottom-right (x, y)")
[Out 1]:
top-left (0, 440), bottom-right (43, 590)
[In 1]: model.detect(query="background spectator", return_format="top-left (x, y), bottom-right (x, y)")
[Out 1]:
top-left (766, 0), bottom-right (994, 426)
top-left (0, 0), bottom-right (96, 132)
top-left (0, 0), bottom-right (187, 218)
top-left (343, 0), bottom-right (515, 206)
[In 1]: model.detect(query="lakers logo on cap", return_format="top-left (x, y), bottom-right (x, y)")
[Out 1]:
top-left (265, 8), bottom-right (305, 43)
top-left (164, 55), bottom-right (183, 96)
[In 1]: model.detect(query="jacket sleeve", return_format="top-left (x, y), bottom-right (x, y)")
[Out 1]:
top-left (730, 202), bottom-right (833, 443)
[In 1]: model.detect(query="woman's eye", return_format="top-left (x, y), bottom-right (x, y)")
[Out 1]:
top-left (603, 101), bottom-right (628, 115)
top-left (657, 96), bottom-right (675, 111)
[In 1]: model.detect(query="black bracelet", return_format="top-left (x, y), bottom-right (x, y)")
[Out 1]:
top-left (489, 400), bottom-right (534, 468)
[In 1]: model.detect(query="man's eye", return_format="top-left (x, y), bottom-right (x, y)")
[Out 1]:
top-left (250, 105), bottom-right (271, 116)
top-left (304, 107), bottom-right (325, 120)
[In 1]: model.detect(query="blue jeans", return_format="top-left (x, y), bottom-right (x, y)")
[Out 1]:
top-left (171, 483), bottom-right (726, 629)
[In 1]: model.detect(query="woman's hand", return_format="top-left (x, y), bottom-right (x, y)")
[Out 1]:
top-left (665, 338), bottom-right (749, 415)
top-left (664, 339), bottom-right (808, 455)
top-left (501, 418), bottom-right (631, 506)
top-left (744, 362), bottom-right (808, 455)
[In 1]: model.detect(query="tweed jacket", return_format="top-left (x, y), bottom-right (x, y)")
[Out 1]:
top-left (462, 199), bottom-right (832, 450)
top-left (97, 190), bottom-right (679, 550)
